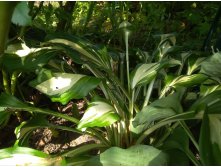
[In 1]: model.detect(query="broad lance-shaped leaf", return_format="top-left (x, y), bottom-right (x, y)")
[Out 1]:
top-left (45, 34), bottom-right (112, 70)
top-left (0, 93), bottom-right (79, 124)
top-left (86, 145), bottom-right (168, 166)
top-left (77, 100), bottom-right (120, 130)
top-left (0, 145), bottom-right (66, 165)
top-left (2, 47), bottom-right (56, 73)
top-left (169, 74), bottom-right (208, 88)
top-left (30, 70), bottom-right (101, 105)
top-left (15, 115), bottom-right (81, 146)
top-left (199, 98), bottom-right (221, 165)
top-left (0, 107), bottom-right (10, 128)
top-left (199, 96), bottom-right (221, 165)
top-left (200, 52), bottom-right (221, 78)
top-left (160, 127), bottom-right (190, 165)
top-left (130, 60), bottom-right (181, 89)
top-left (132, 93), bottom-right (182, 134)
top-left (130, 63), bottom-right (159, 89)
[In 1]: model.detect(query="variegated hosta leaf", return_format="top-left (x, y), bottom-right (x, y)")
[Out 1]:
top-left (77, 101), bottom-right (120, 130)
top-left (30, 71), bottom-right (101, 105)
top-left (2, 45), bottom-right (56, 73)
top-left (0, 145), bottom-right (66, 166)
top-left (45, 34), bottom-right (112, 70)
top-left (130, 63), bottom-right (160, 89)
top-left (130, 59), bottom-right (180, 89)
top-left (167, 74), bottom-right (208, 88)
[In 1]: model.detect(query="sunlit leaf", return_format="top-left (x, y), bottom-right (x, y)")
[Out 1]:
top-left (30, 70), bottom-right (101, 105)
top-left (86, 145), bottom-right (168, 166)
top-left (130, 63), bottom-right (159, 89)
top-left (130, 59), bottom-right (181, 89)
top-left (0, 145), bottom-right (66, 165)
top-left (2, 49), bottom-right (56, 73)
top-left (11, 2), bottom-right (32, 26)
top-left (187, 57), bottom-right (206, 75)
top-left (77, 100), bottom-right (120, 130)
top-left (200, 84), bottom-right (221, 97)
top-left (167, 74), bottom-right (208, 88)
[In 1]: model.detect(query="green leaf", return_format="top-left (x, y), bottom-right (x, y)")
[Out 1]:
top-left (161, 126), bottom-right (189, 152)
top-left (0, 107), bottom-right (10, 128)
top-left (66, 156), bottom-right (93, 166)
top-left (61, 143), bottom-right (106, 158)
top-left (130, 59), bottom-right (181, 89)
top-left (11, 2), bottom-right (32, 26)
top-left (160, 127), bottom-right (190, 165)
top-left (200, 84), bottom-right (221, 97)
top-left (0, 145), bottom-right (66, 165)
top-left (77, 100), bottom-right (120, 130)
top-left (151, 92), bottom-right (183, 113)
top-left (45, 34), bottom-right (112, 71)
top-left (0, 93), bottom-right (79, 124)
top-left (15, 114), bottom-right (81, 146)
top-left (187, 57), bottom-right (206, 75)
top-left (190, 90), bottom-right (221, 111)
top-left (132, 93), bottom-right (182, 134)
top-left (132, 106), bottom-right (175, 133)
top-left (2, 49), bottom-right (56, 73)
top-left (86, 145), bottom-right (168, 166)
top-left (168, 74), bottom-right (208, 88)
top-left (130, 63), bottom-right (159, 89)
top-left (165, 149), bottom-right (189, 166)
top-left (199, 110), bottom-right (221, 165)
top-left (200, 52), bottom-right (221, 78)
top-left (30, 70), bottom-right (101, 105)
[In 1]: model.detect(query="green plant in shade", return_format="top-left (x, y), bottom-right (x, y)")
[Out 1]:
top-left (1, 13), bottom-right (221, 165)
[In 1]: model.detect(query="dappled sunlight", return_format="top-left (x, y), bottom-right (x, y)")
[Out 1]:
top-left (49, 77), bottom-right (72, 91)
top-left (0, 154), bottom-right (49, 166)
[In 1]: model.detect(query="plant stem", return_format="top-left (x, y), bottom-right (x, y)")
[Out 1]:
top-left (11, 71), bottom-right (18, 95)
top-left (142, 79), bottom-right (155, 108)
top-left (185, 149), bottom-right (201, 166)
top-left (134, 86), bottom-right (141, 102)
top-left (179, 120), bottom-right (199, 151)
top-left (154, 122), bottom-right (179, 148)
top-left (129, 89), bottom-right (135, 117)
top-left (125, 31), bottom-right (130, 94)
top-left (2, 70), bottom-right (11, 94)
top-left (0, 2), bottom-right (18, 55)
top-left (119, 53), bottom-right (125, 86)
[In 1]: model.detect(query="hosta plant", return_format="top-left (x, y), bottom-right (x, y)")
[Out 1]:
top-left (0, 21), bottom-right (221, 165)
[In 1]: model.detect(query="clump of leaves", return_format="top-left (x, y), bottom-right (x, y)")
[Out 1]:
top-left (0, 17), bottom-right (221, 165)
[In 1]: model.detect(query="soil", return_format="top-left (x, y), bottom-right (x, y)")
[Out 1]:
top-left (0, 98), bottom-right (100, 155)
